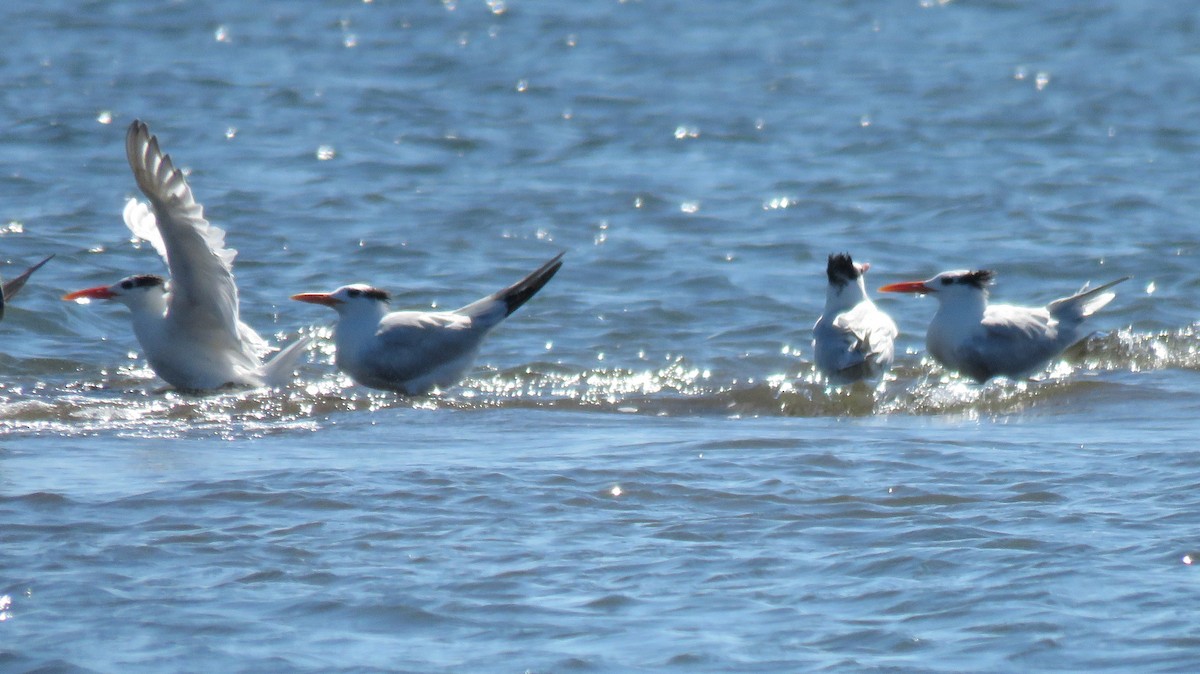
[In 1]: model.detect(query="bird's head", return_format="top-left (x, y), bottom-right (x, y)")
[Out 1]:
top-left (824, 252), bottom-right (873, 308)
top-left (879, 269), bottom-right (994, 301)
top-left (63, 274), bottom-right (167, 309)
top-left (826, 253), bottom-right (869, 287)
top-left (291, 284), bottom-right (391, 315)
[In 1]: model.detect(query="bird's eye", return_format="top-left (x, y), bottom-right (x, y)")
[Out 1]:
top-left (940, 277), bottom-right (952, 286)
top-left (121, 280), bottom-right (133, 289)
top-left (348, 289), bottom-right (361, 298)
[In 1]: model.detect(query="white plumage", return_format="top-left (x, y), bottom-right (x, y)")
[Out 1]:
top-left (812, 253), bottom-right (898, 384)
top-left (292, 253), bottom-right (564, 395)
top-left (880, 269), bottom-right (1129, 382)
top-left (63, 120), bottom-right (307, 391)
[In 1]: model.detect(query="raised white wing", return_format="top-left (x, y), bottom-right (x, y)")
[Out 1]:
top-left (122, 198), bottom-right (168, 263)
top-left (125, 120), bottom-right (244, 347)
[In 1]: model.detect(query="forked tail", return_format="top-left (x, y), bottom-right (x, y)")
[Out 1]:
top-left (259, 335), bottom-right (313, 387)
top-left (1048, 276), bottom-right (1131, 321)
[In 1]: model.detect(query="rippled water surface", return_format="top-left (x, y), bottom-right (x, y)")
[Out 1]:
top-left (3, 0), bottom-right (1200, 671)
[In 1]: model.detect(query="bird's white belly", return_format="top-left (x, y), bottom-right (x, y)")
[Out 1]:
top-left (136, 321), bottom-right (249, 390)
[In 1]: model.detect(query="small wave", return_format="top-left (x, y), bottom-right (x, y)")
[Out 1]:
top-left (0, 328), bottom-right (1194, 437)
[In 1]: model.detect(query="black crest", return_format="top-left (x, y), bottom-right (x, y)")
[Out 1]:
top-left (120, 274), bottom-right (166, 290)
top-left (946, 270), bottom-right (995, 289)
top-left (347, 286), bottom-right (391, 302)
top-left (826, 253), bottom-right (860, 286)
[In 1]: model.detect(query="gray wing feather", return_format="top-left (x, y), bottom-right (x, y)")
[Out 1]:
top-left (368, 311), bottom-right (483, 382)
top-left (126, 120), bottom-right (249, 351)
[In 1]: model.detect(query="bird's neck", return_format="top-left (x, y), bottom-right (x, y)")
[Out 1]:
top-left (127, 293), bottom-right (169, 325)
top-left (334, 304), bottom-right (388, 344)
top-left (933, 291), bottom-right (988, 327)
top-left (825, 280), bottom-right (869, 313)
top-left (126, 296), bottom-right (170, 358)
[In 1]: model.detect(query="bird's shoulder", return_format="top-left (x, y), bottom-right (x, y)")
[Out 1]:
top-left (981, 304), bottom-right (1052, 340)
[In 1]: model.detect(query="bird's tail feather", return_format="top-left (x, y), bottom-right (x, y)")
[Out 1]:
top-left (259, 335), bottom-right (312, 387)
top-left (1048, 276), bottom-right (1130, 320)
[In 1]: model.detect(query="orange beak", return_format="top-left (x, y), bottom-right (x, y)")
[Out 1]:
top-left (63, 286), bottom-right (116, 301)
top-left (290, 292), bottom-right (341, 307)
top-left (878, 281), bottom-right (932, 294)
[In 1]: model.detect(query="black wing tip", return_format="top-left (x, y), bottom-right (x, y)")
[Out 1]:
top-left (127, 119), bottom-right (151, 146)
top-left (502, 252), bottom-right (565, 317)
top-left (27, 253), bottom-right (55, 272)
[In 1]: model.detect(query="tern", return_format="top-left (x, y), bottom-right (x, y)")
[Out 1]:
top-left (812, 253), bottom-right (897, 384)
top-left (1, 254), bottom-right (54, 322)
top-left (291, 252), bottom-right (564, 395)
top-left (63, 120), bottom-right (308, 391)
top-left (879, 269), bottom-right (1129, 382)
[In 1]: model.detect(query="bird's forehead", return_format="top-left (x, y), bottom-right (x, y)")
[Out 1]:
top-left (119, 274), bottom-right (166, 288)
top-left (339, 284), bottom-right (390, 301)
top-left (939, 269), bottom-right (972, 279)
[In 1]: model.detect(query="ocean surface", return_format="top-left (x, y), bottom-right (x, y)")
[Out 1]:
top-left (2, 0), bottom-right (1200, 671)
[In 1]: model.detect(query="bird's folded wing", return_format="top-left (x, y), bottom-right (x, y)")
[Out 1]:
top-left (826, 318), bottom-right (868, 370)
top-left (965, 309), bottom-right (1059, 375)
top-left (126, 120), bottom-right (240, 341)
top-left (834, 306), bottom-right (897, 365)
top-left (371, 311), bottom-right (481, 381)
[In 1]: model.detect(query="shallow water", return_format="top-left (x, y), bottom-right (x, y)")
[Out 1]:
top-left (3, 0), bottom-right (1200, 671)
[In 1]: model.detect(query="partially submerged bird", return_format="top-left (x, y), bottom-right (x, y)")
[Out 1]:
top-left (291, 253), bottom-right (564, 395)
top-left (812, 253), bottom-right (897, 384)
top-left (1, 254), bottom-right (54, 322)
top-left (63, 120), bottom-right (307, 391)
top-left (879, 269), bottom-right (1129, 382)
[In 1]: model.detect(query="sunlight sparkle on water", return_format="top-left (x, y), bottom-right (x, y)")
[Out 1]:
top-left (673, 125), bottom-right (700, 139)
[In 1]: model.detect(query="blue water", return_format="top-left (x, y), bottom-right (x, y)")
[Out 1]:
top-left (3, 0), bottom-right (1200, 670)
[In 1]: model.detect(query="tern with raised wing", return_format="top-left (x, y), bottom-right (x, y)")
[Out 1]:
top-left (1, 254), bottom-right (54, 322)
top-left (879, 269), bottom-right (1129, 382)
top-left (63, 120), bottom-right (307, 391)
top-left (812, 253), bottom-right (897, 384)
top-left (291, 253), bottom-right (563, 395)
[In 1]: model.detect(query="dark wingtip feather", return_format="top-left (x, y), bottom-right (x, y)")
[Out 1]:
top-left (501, 252), bottom-right (565, 317)
top-left (1, 253), bottom-right (56, 305)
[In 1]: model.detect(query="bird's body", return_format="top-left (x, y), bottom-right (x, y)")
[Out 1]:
top-left (64, 120), bottom-right (307, 391)
top-left (1, 254), bottom-right (54, 322)
top-left (880, 269), bottom-right (1129, 382)
top-left (812, 253), bottom-right (897, 384)
top-left (293, 253), bottom-right (563, 395)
